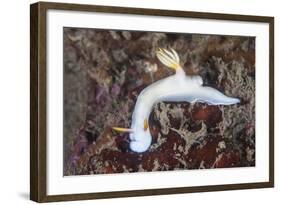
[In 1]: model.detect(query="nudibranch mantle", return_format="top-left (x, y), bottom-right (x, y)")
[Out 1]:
top-left (113, 48), bottom-right (240, 153)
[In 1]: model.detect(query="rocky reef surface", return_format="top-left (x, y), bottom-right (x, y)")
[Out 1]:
top-left (63, 28), bottom-right (255, 175)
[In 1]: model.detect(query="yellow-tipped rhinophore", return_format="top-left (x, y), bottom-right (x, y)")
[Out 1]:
top-left (112, 127), bottom-right (134, 133)
top-left (143, 119), bottom-right (149, 131)
top-left (156, 48), bottom-right (181, 70)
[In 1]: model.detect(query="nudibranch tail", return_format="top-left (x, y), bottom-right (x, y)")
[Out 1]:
top-left (156, 48), bottom-right (181, 70)
top-left (112, 127), bottom-right (134, 133)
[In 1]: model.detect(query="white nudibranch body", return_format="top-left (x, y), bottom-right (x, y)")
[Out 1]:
top-left (113, 48), bottom-right (240, 153)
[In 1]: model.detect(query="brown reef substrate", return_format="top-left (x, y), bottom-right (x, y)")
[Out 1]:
top-left (63, 28), bottom-right (255, 175)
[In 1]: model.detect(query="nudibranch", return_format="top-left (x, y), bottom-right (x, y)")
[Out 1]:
top-left (113, 48), bottom-right (240, 153)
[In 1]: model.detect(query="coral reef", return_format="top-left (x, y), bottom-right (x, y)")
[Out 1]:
top-left (63, 28), bottom-right (255, 175)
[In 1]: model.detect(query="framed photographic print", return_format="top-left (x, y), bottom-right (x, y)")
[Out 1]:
top-left (30, 1), bottom-right (274, 202)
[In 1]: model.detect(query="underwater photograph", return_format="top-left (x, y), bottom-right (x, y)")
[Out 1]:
top-left (63, 27), bottom-right (255, 176)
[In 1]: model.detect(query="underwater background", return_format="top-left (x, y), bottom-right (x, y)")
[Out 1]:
top-left (63, 27), bottom-right (255, 176)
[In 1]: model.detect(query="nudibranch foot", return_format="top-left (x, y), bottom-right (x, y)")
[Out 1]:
top-left (192, 86), bottom-right (240, 105)
top-left (130, 134), bottom-right (152, 153)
